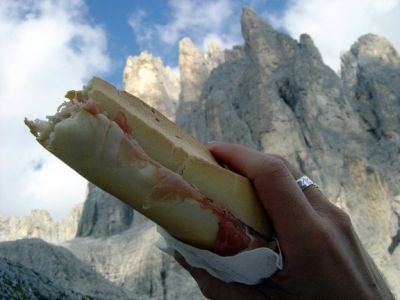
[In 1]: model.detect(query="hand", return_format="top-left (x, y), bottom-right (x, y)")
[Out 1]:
top-left (174, 142), bottom-right (394, 300)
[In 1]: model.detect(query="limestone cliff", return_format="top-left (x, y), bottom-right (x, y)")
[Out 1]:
top-left (0, 256), bottom-right (86, 299)
top-left (0, 238), bottom-right (132, 299)
top-left (341, 34), bottom-right (400, 185)
top-left (76, 183), bottom-right (134, 238)
top-left (177, 37), bottom-right (225, 134)
top-left (123, 51), bottom-right (179, 121)
top-left (65, 222), bottom-right (203, 299)
top-left (0, 203), bottom-right (82, 243)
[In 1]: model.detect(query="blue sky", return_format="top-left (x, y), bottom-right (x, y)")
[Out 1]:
top-left (85, 0), bottom-right (287, 87)
top-left (84, 0), bottom-right (172, 86)
top-left (1, 0), bottom-right (399, 220)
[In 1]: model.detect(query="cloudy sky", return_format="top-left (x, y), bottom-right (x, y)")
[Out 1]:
top-left (1, 0), bottom-right (399, 220)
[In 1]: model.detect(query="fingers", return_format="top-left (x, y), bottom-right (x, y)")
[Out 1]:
top-left (269, 154), bottom-right (335, 213)
top-left (174, 252), bottom-right (223, 297)
top-left (268, 154), bottom-right (301, 179)
top-left (210, 142), bottom-right (336, 212)
top-left (302, 186), bottom-right (337, 214)
top-left (208, 142), bottom-right (317, 244)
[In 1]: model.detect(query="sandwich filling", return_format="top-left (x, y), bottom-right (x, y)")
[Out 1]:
top-left (25, 91), bottom-right (273, 256)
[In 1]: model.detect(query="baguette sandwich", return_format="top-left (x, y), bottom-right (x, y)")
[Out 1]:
top-left (25, 77), bottom-right (273, 256)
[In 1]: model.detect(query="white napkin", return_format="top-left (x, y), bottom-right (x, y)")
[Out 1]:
top-left (156, 227), bottom-right (283, 285)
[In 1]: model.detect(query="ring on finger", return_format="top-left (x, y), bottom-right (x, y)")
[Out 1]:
top-left (296, 175), bottom-right (319, 191)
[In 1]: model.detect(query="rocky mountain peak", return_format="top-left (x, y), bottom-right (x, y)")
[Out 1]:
top-left (0, 203), bottom-right (83, 243)
top-left (76, 183), bottom-right (134, 238)
top-left (341, 33), bottom-right (400, 147)
top-left (206, 39), bottom-right (224, 61)
top-left (123, 51), bottom-right (179, 121)
top-left (241, 7), bottom-right (324, 73)
top-left (26, 209), bottom-right (52, 222)
top-left (241, 7), bottom-right (299, 73)
top-left (348, 34), bottom-right (400, 65)
top-left (179, 37), bottom-right (224, 103)
top-left (299, 33), bottom-right (323, 63)
top-left (241, 6), bottom-right (275, 36)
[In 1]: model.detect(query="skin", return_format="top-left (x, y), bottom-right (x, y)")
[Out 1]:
top-left (174, 142), bottom-right (394, 300)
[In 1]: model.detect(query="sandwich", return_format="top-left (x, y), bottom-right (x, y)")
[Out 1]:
top-left (25, 77), bottom-right (273, 256)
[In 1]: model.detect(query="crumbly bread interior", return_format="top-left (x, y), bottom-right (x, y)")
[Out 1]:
top-left (85, 77), bottom-right (272, 237)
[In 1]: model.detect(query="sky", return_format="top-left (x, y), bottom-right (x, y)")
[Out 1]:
top-left (0, 0), bottom-right (399, 220)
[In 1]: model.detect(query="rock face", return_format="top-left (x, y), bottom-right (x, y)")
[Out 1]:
top-left (179, 38), bottom-right (224, 104)
top-left (76, 183), bottom-right (134, 238)
top-left (339, 34), bottom-right (400, 280)
top-left (123, 51), bottom-right (180, 121)
top-left (0, 203), bottom-right (82, 243)
top-left (0, 238), bottom-right (131, 299)
top-left (0, 256), bottom-right (86, 299)
top-left (177, 38), bottom-right (224, 133)
top-left (65, 222), bottom-right (202, 299)
top-left (341, 34), bottom-right (400, 182)
top-left (1, 7), bottom-right (399, 299)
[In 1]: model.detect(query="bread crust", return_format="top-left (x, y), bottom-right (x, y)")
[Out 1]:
top-left (86, 77), bottom-right (272, 237)
top-left (27, 108), bottom-right (220, 248)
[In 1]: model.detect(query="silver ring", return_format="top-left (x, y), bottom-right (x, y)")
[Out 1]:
top-left (296, 175), bottom-right (319, 191)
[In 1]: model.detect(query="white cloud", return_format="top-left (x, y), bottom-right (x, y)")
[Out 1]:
top-left (0, 0), bottom-right (110, 219)
top-left (269, 0), bottom-right (400, 72)
top-left (129, 0), bottom-right (243, 57)
top-left (156, 0), bottom-right (237, 47)
top-left (129, 0), bottom-right (400, 73)
top-left (128, 9), bottom-right (154, 45)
